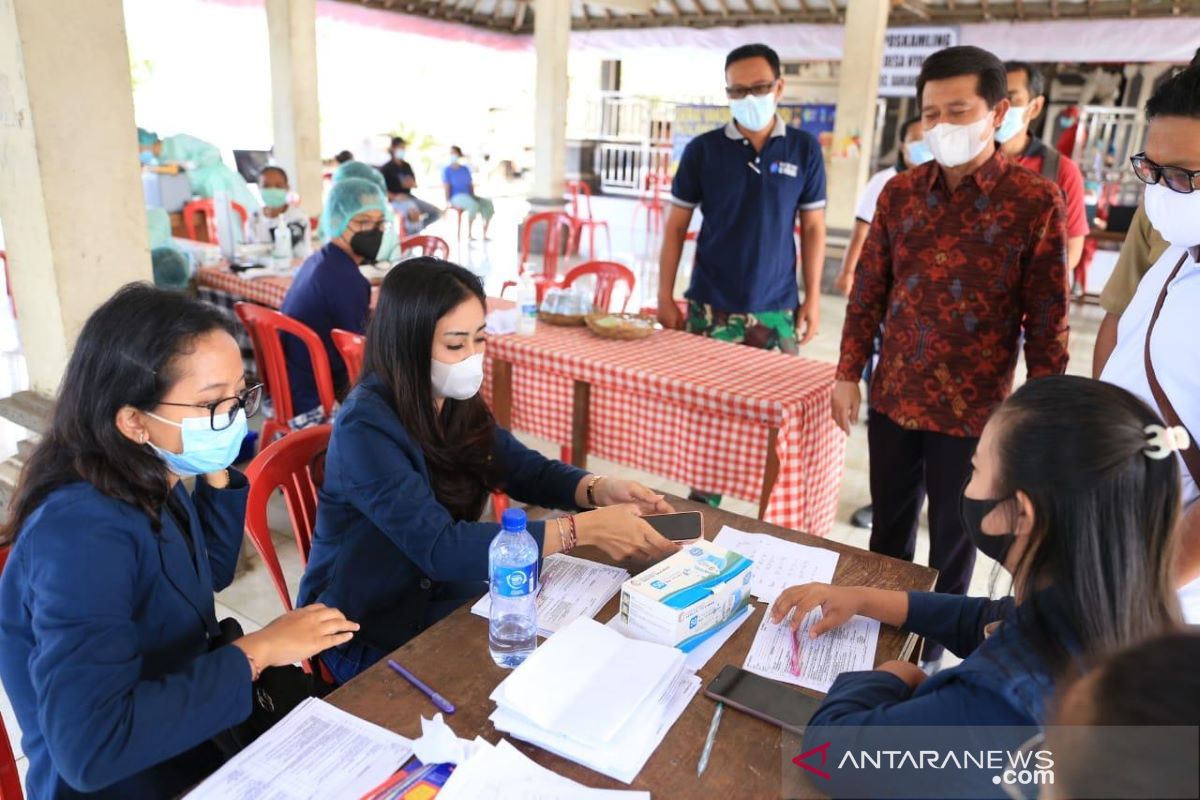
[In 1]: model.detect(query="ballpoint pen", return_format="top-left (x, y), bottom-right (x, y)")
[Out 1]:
top-left (386, 659), bottom-right (456, 714)
top-left (697, 701), bottom-right (724, 776)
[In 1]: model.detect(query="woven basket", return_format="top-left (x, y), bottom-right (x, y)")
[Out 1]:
top-left (538, 311), bottom-right (588, 327)
top-left (584, 313), bottom-right (657, 341)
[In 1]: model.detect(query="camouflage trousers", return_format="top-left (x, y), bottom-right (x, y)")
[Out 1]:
top-left (686, 300), bottom-right (798, 355)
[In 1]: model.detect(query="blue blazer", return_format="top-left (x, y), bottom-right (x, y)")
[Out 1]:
top-left (298, 375), bottom-right (587, 656)
top-left (0, 475), bottom-right (253, 799)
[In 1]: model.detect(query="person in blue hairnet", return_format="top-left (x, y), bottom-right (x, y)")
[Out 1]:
top-left (330, 161), bottom-right (404, 261)
top-left (138, 128), bottom-right (260, 213)
top-left (280, 177), bottom-right (390, 423)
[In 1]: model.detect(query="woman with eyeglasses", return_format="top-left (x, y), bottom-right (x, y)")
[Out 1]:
top-left (0, 285), bottom-right (359, 800)
top-left (280, 177), bottom-right (390, 421)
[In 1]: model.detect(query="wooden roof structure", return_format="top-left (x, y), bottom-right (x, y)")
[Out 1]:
top-left (336, 0), bottom-right (1200, 34)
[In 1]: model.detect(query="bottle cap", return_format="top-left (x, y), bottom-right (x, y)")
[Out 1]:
top-left (501, 508), bottom-right (527, 532)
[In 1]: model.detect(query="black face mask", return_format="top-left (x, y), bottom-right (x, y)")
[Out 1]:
top-left (348, 229), bottom-right (383, 263)
top-left (959, 490), bottom-right (1017, 564)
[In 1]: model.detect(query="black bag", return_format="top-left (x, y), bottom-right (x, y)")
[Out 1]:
top-left (209, 617), bottom-right (331, 757)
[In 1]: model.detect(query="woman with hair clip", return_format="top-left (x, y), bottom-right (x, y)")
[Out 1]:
top-left (298, 258), bottom-right (679, 683)
top-left (0, 285), bottom-right (359, 800)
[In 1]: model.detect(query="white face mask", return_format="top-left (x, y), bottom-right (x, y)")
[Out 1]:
top-left (995, 105), bottom-right (1029, 144)
top-left (1144, 182), bottom-right (1200, 249)
top-left (431, 353), bottom-right (484, 401)
top-left (924, 113), bottom-right (995, 169)
top-left (729, 93), bottom-right (778, 133)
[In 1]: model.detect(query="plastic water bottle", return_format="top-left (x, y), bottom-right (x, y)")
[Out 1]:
top-left (516, 276), bottom-right (538, 337)
top-left (488, 508), bottom-right (539, 668)
top-left (272, 223), bottom-right (291, 270)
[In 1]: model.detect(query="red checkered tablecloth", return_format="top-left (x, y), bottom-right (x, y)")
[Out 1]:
top-left (196, 264), bottom-right (292, 309)
top-left (482, 325), bottom-right (845, 537)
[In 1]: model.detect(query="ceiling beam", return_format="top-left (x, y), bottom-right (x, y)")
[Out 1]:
top-left (767, 0), bottom-right (783, 13)
top-left (513, 0), bottom-right (527, 30)
top-left (980, 0), bottom-right (991, 20)
top-left (714, 0), bottom-right (731, 15)
top-left (893, 0), bottom-right (930, 19)
top-left (1050, 0), bottom-right (1059, 16)
top-left (826, 0), bottom-right (839, 20)
top-left (796, 0), bottom-right (810, 10)
top-left (690, 0), bottom-right (708, 16)
top-left (1014, 0), bottom-right (1024, 17)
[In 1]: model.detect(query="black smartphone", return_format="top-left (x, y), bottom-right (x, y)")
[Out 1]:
top-left (644, 511), bottom-right (703, 542)
top-left (705, 665), bottom-right (822, 734)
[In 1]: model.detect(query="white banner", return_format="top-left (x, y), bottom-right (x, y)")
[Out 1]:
top-left (879, 27), bottom-right (959, 97)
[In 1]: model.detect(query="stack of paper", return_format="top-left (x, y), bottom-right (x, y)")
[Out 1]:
top-left (490, 617), bottom-right (700, 784)
top-left (471, 554), bottom-right (629, 637)
top-left (439, 739), bottom-right (650, 800)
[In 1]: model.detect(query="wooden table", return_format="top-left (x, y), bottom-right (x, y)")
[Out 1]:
top-left (327, 499), bottom-right (937, 798)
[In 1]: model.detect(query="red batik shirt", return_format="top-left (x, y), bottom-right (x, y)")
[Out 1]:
top-left (836, 151), bottom-right (1070, 438)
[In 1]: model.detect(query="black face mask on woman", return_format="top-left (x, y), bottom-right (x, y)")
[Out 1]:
top-left (348, 229), bottom-right (383, 263)
top-left (959, 489), bottom-right (1017, 564)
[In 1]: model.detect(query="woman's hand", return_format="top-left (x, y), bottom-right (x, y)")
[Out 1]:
top-left (576, 504), bottom-right (680, 562)
top-left (591, 478), bottom-right (673, 515)
top-left (235, 603), bottom-right (359, 669)
top-left (770, 583), bottom-right (866, 638)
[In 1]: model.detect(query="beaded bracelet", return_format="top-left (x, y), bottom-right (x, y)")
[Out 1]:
top-left (566, 515), bottom-right (578, 551)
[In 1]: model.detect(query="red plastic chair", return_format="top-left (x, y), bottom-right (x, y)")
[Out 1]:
top-left (242, 425), bottom-right (332, 678)
top-left (633, 173), bottom-right (667, 235)
top-left (519, 211), bottom-right (577, 280)
top-left (560, 261), bottom-right (635, 313)
top-left (182, 198), bottom-right (249, 244)
top-left (565, 180), bottom-right (611, 260)
top-left (330, 329), bottom-right (365, 383)
top-left (0, 546), bottom-right (20, 800)
top-left (234, 303), bottom-right (337, 451)
top-left (399, 235), bottom-right (450, 261)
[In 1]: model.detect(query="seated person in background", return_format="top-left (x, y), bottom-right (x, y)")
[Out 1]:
top-left (0, 285), bottom-right (357, 800)
top-left (443, 146), bottom-right (494, 239)
top-left (250, 166), bottom-right (312, 260)
top-left (772, 377), bottom-right (1180, 794)
top-left (298, 258), bottom-right (679, 684)
top-left (1047, 632), bottom-right (1200, 800)
top-left (138, 128), bottom-right (260, 214)
top-left (380, 136), bottom-right (442, 232)
top-left (334, 150), bottom-right (354, 165)
top-left (332, 160), bottom-right (405, 262)
top-left (280, 178), bottom-right (389, 420)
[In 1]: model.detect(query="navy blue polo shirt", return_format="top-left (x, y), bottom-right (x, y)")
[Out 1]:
top-left (672, 117), bottom-right (826, 313)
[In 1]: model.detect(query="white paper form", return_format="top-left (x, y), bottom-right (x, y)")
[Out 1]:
top-left (743, 609), bottom-right (880, 693)
top-left (606, 604), bottom-right (753, 671)
top-left (472, 554), bottom-right (629, 637)
top-left (712, 526), bottom-right (840, 605)
top-left (438, 739), bottom-right (650, 800)
top-left (185, 698), bottom-right (413, 800)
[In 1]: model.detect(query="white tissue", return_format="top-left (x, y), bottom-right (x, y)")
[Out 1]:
top-left (411, 713), bottom-right (486, 766)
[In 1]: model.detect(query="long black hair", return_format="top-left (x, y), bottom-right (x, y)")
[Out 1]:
top-left (362, 258), bottom-right (495, 521)
top-left (1, 284), bottom-right (235, 543)
top-left (992, 376), bottom-right (1181, 667)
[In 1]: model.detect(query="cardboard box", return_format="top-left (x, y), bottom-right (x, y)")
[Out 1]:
top-left (619, 539), bottom-right (754, 649)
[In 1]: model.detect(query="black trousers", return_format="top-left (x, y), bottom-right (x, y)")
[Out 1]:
top-left (867, 410), bottom-right (979, 660)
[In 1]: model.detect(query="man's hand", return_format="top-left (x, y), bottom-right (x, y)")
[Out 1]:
top-left (658, 299), bottom-right (684, 330)
top-left (834, 269), bottom-right (854, 296)
top-left (831, 380), bottom-right (862, 435)
top-left (796, 297), bottom-right (820, 345)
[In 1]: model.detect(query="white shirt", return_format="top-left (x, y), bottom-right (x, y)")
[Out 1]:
top-left (251, 205), bottom-right (313, 259)
top-left (854, 167), bottom-right (897, 225)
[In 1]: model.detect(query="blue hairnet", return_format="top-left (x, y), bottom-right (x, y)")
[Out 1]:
top-left (137, 127), bottom-right (159, 147)
top-left (151, 246), bottom-right (192, 290)
top-left (319, 177), bottom-right (389, 240)
top-left (332, 161), bottom-right (388, 195)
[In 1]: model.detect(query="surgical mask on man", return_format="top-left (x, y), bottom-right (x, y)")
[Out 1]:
top-left (145, 409), bottom-right (248, 477)
top-left (431, 353), bottom-right (484, 400)
top-left (729, 93), bottom-right (777, 132)
top-left (995, 106), bottom-right (1029, 144)
top-left (1144, 182), bottom-right (1200, 249)
top-left (260, 187), bottom-right (288, 208)
top-left (924, 113), bottom-right (995, 169)
top-left (393, 148), bottom-right (406, 160)
top-left (904, 140), bottom-right (935, 167)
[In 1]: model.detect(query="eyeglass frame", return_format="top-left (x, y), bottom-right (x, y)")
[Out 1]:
top-left (725, 79), bottom-right (779, 100)
top-left (157, 383), bottom-right (265, 431)
top-left (1129, 152), bottom-right (1200, 195)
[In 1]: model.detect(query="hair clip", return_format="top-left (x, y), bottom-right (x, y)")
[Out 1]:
top-left (1144, 424), bottom-right (1191, 460)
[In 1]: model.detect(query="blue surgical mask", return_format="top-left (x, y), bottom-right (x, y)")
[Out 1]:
top-left (449, 155), bottom-right (461, 165)
top-left (146, 409), bottom-right (248, 477)
top-left (393, 148), bottom-right (406, 160)
top-left (995, 105), bottom-right (1029, 144)
top-left (729, 93), bottom-right (777, 132)
top-left (139, 150), bottom-right (157, 166)
top-left (260, 187), bottom-right (288, 208)
top-left (904, 140), bottom-right (934, 167)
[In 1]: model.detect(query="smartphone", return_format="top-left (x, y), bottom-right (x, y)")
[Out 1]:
top-left (644, 511), bottom-right (703, 543)
top-left (705, 665), bottom-right (823, 734)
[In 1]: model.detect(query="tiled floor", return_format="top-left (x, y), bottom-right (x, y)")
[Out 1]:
top-left (0, 193), bottom-right (1106, 792)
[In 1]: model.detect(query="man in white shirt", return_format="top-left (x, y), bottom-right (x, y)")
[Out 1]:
top-left (251, 166), bottom-right (313, 260)
top-left (1099, 64), bottom-right (1200, 620)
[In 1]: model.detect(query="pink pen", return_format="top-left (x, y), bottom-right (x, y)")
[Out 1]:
top-left (789, 626), bottom-right (803, 676)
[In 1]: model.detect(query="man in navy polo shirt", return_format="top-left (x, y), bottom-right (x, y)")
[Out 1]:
top-left (658, 43), bottom-right (827, 355)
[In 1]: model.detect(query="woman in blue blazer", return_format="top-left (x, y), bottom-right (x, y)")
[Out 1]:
top-left (771, 377), bottom-right (1183, 797)
top-left (0, 285), bottom-right (359, 799)
top-left (298, 258), bottom-right (680, 683)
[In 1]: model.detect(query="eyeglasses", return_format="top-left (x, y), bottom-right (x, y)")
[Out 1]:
top-left (1130, 153), bottom-right (1200, 194)
top-left (158, 383), bottom-right (264, 431)
top-left (725, 81), bottom-right (777, 100)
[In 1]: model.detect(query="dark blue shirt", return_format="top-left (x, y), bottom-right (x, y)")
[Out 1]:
top-left (280, 243), bottom-right (370, 414)
top-left (671, 118), bottom-right (826, 313)
top-left (298, 375), bottom-right (588, 659)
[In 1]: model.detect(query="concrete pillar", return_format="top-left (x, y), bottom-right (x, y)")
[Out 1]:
top-left (266, 0), bottom-right (323, 215)
top-left (0, 0), bottom-right (150, 394)
top-left (530, 0), bottom-right (571, 209)
top-left (825, 0), bottom-right (890, 231)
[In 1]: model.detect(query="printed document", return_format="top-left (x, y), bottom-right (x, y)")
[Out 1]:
top-left (743, 609), bottom-right (880, 693)
top-left (712, 526), bottom-right (839, 604)
top-left (472, 554), bottom-right (629, 637)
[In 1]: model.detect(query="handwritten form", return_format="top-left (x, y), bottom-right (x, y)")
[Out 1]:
top-left (472, 554), bottom-right (629, 637)
top-left (744, 610), bottom-right (880, 693)
top-left (712, 526), bottom-right (840, 605)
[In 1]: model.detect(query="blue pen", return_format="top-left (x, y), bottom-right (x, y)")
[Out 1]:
top-left (386, 659), bottom-right (456, 714)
